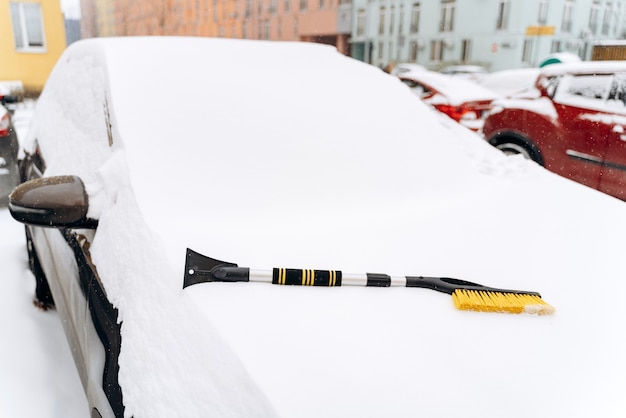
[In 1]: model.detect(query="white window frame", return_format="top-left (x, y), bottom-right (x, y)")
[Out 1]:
top-left (461, 38), bottom-right (471, 62)
top-left (431, 39), bottom-right (443, 62)
top-left (602, 2), bottom-right (612, 35)
top-left (439, 0), bottom-right (455, 33)
top-left (410, 3), bottom-right (420, 34)
top-left (496, 0), bottom-right (510, 31)
top-left (589, 1), bottom-right (600, 34)
top-left (10, 2), bottom-right (46, 52)
top-left (562, 0), bottom-right (574, 33)
top-left (356, 8), bottom-right (366, 37)
top-left (538, 0), bottom-right (548, 25)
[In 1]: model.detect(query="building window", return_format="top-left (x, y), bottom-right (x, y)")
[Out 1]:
top-left (589, 1), bottom-right (600, 34)
top-left (561, 0), bottom-right (574, 33)
top-left (379, 6), bottom-right (386, 35)
top-left (398, 4), bottom-right (404, 33)
top-left (263, 20), bottom-right (270, 39)
top-left (521, 38), bottom-right (532, 63)
top-left (551, 39), bottom-right (561, 53)
top-left (431, 39), bottom-right (443, 61)
top-left (378, 41), bottom-right (384, 61)
top-left (538, 0), bottom-right (548, 24)
top-left (356, 8), bottom-right (366, 37)
top-left (496, 0), bottom-right (510, 30)
top-left (300, 0), bottom-right (307, 12)
top-left (439, 0), bottom-right (455, 33)
top-left (602, 2), bottom-right (612, 35)
top-left (242, 21), bottom-right (248, 38)
top-left (409, 40), bottom-right (418, 61)
top-left (320, 0), bottom-right (325, 9)
top-left (461, 39), bottom-right (471, 62)
top-left (284, 0), bottom-right (290, 13)
top-left (410, 3), bottom-right (420, 33)
top-left (10, 2), bottom-right (45, 51)
top-left (390, 5), bottom-right (395, 35)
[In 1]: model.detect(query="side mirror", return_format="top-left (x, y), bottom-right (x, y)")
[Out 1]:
top-left (1, 95), bottom-right (18, 104)
top-left (9, 175), bottom-right (97, 228)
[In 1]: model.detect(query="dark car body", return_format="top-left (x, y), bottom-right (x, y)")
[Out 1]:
top-left (482, 61), bottom-right (626, 200)
top-left (0, 104), bottom-right (19, 203)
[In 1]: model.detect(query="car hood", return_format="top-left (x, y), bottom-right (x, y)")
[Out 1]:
top-left (28, 37), bottom-right (626, 417)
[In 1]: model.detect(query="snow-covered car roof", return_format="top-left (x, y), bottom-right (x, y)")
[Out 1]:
top-left (27, 37), bottom-right (626, 417)
top-left (400, 70), bottom-right (500, 104)
top-left (477, 68), bottom-right (542, 98)
top-left (440, 64), bottom-right (488, 74)
top-left (390, 62), bottom-right (427, 75)
top-left (539, 60), bottom-right (626, 77)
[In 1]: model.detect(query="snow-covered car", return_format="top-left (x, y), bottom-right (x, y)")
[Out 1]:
top-left (0, 80), bottom-right (24, 114)
top-left (389, 62), bottom-right (427, 75)
top-left (482, 61), bottom-right (626, 201)
top-left (7, 37), bottom-right (626, 417)
top-left (399, 70), bottom-right (500, 131)
top-left (0, 104), bottom-right (19, 203)
top-left (440, 64), bottom-right (488, 81)
top-left (477, 67), bottom-right (542, 99)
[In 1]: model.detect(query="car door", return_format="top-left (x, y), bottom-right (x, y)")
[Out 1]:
top-left (18, 149), bottom-right (124, 418)
top-left (550, 73), bottom-right (614, 191)
top-left (596, 73), bottom-right (626, 200)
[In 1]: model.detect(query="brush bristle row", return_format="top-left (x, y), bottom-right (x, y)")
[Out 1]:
top-left (452, 290), bottom-right (555, 315)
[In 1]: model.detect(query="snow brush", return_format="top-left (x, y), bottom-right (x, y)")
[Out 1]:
top-left (183, 249), bottom-right (554, 315)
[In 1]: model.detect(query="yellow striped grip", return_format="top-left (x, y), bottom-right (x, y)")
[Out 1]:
top-left (272, 268), bottom-right (341, 286)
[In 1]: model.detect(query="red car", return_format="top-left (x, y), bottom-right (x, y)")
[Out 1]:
top-left (482, 61), bottom-right (626, 200)
top-left (399, 70), bottom-right (499, 131)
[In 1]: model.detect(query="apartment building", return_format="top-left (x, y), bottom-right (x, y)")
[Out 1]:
top-left (0, 0), bottom-right (67, 94)
top-left (351, 0), bottom-right (626, 71)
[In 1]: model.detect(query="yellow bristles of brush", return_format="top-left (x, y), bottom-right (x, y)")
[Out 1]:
top-left (452, 289), bottom-right (555, 315)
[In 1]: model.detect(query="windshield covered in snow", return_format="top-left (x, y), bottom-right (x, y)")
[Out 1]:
top-left (553, 73), bottom-right (626, 113)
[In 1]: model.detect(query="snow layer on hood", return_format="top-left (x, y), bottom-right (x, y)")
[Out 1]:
top-left (29, 37), bottom-right (626, 417)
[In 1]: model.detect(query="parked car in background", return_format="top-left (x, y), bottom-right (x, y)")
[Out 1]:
top-left (0, 80), bottom-right (24, 114)
top-left (440, 65), bottom-right (488, 81)
top-left (0, 104), bottom-right (19, 203)
top-left (389, 62), bottom-right (427, 75)
top-left (482, 61), bottom-right (626, 201)
top-left (477, 68), bottom-right (542, 99)
top-left (399, 70), bottom-right (500, 131)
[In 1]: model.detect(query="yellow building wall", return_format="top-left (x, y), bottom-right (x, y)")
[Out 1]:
top-left (0, 0), bottom-right (67, 94)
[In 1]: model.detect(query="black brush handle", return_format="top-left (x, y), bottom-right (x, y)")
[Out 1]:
top-left (405, 276), bottom-right (541, 297)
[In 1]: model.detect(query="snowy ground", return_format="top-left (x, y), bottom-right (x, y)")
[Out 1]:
top-left (0, 101), bottom-right (87, 417)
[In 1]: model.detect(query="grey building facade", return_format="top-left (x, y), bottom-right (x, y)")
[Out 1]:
top-left (350, 0), bottom-right (626, 71)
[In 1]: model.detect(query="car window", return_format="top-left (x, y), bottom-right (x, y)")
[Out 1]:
top-left (607, 74), bottom-right (626, 109)
top-left (553, 74), bottom-right (616, 112)
top-left (401, 80), bottom-right (433, 99)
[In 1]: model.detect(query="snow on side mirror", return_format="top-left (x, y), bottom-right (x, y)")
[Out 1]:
top-left (8, 175), bottom-right (97, 228)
